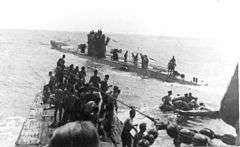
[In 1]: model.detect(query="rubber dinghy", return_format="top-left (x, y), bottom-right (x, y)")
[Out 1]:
top-left (175, 110), bottom-right (220, 119)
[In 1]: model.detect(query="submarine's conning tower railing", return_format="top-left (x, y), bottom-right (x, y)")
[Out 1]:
top-left (87, 30), bottom-right (110, 58)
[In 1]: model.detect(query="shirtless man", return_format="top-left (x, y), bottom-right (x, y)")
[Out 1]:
top-left (121, 109), bottom-right (138, 147)
top-left (89, 70), bottom-right (101, 89)
top-left (162, 91), bottom-right (173, 106)
top-left (100, 75), bottom-right (112, 93)
top-left (57, 54), bottom-right (65, 68)
top-left (133, 123), bottom-right (147, 147)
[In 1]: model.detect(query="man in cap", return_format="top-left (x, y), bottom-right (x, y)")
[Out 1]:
top-left (109, 86), bottom-right (121, 112)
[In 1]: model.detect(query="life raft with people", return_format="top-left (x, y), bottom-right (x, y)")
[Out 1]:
top-left (158, 91), bottom-right (220, 118)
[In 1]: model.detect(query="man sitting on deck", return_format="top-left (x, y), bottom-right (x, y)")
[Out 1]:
top-left (162, 91), bottom-right (173, 106)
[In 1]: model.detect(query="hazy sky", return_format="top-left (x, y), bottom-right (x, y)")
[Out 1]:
top-left (0, 0), bottom-right (239, 39)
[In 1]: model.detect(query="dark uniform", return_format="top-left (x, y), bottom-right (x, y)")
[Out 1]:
top-left (89, 75), bottom-right (101, 89)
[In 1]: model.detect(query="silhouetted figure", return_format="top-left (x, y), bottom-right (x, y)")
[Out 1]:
top-left (124, 51), bottom-right (128, 62)
top-left (48, 121), bottom-right (100, 147)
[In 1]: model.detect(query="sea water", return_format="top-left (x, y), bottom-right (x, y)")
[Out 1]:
top-left (0, 29), bottom-right (237, 146)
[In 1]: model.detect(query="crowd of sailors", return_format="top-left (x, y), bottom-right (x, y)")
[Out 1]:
top-left (87, 30), bottom-right (110, 58)
top-left (111, 49), bottom-right (150, 70)
top-left (43, 54), bottom-right (235, 147)
top-left (44, 54), bottom-right (159, 147)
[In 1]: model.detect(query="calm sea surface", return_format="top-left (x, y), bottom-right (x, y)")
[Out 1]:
top-left (0, 29), bottom-right (237, 146)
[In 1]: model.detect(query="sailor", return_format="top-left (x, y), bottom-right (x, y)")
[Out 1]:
top-left (100, 75), bottom-right (112, 93)
top-left (82, 101), bottom-right (99, 126)
top-left (133, 123), bottom-right (147, 147)
top-left (121, 109), bottom-right (138, 147)
top-left (132, 53), bottom-right (139, 67)
top-left (48, 121), bottom-right (100, 147)
top-left (111, 49), bottom-right (119, 61)
top-left (124, 51), bottom-right (128, 62)
top-left (145, 55), bottom-right (149, 69)
top-left (170, 56), bottom-right (176, 65)
top-left (43, 85), bottom-right (51, 104)
top-left (55, 65), bottom-right (64, 84)
top-left (89, 70), bottom-right (101, 89)
top-left (74, 66), bottom-right (79, 75)
top-left (162, 91), bottom-right (173, 106)
top-left (168, 56), bottom-right (176, 75)
top-left (48, 71), bottom-right (56, 92)
top-left (61, 89), bottom-right (75, 124)
top-left (57, 54), bottom-right (65, 68)
top-left (52, 88), bottom-right (64, 126)
top-left (140, 54), bottom-right (145, 69)
top-left (109, 86), bottom-right (121, 112)
top-left (79, 66), bottom-right (86, 83)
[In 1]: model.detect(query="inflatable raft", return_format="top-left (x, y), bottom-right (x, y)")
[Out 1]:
top-left (175, 110), bottom-right (220, 119)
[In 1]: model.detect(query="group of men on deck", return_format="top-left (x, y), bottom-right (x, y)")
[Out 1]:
top-left (44, 54), bottom-right (159, 147)
top-left (112, 50), bottom-right (150, 70)
top-left (44, 54), bottom-right (122, 140)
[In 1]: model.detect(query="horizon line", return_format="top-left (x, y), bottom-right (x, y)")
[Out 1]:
top-left (0, 27), bottom-right (216, 40)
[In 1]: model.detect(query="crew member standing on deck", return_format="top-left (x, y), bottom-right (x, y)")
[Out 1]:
top-left (132, 53), bottom-right (139, 67)
top-left (109, 86), bottom-right (121, 112)
top-left (57, 54), bottom-right (65, 68)
top-left (140, 54), bottom-right (149, 69)
top-left (170, 56), bottom-right (176, 70)
top-left (140, 53), bottom-right (145, 69)
top-left (145, 55), bottom-right (149, 69)
top-left (121, 109), bottom-right (138, 147)
top-left (89, 70), bottom-right (101, 89)
top-left (100, 75), bottom-right (112, 93)
top-left (124, 51), bottom-right (128, 62)
top-left (48, 71), bottom-right (56, 92)
top-left (79, 66), bottom-right (86, 83)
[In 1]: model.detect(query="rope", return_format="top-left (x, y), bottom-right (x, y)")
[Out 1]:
top-left (90, 84), bottom-right (157, 123)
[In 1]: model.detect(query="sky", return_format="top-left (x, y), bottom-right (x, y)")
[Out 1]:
top-left (0, 0), bottom-right (239, 40)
